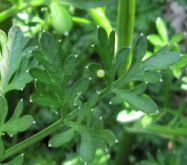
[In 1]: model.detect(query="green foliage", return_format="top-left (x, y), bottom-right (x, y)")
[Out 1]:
top-left (50, 2), bottom-right (72, 34)
top-left (0, 97), bottom-right (33, 137)
top-left (0, 1), bottom-right (186, 164)
top-left (0, 26), bottom-right (33, 94)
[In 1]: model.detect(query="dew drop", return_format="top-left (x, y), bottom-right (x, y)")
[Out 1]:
top-left (21, 153), bottom-right (24, 157)
top-left (91, 44), bottom-right (95, 48)
top-left (32, 121), bottom-right (36, 124)
top-left (109, 101), bottom-right (112, 105)
top-left (85, 65), bottom-right (89, 69)
top-left (48, 144), bottom-right (52, 147)
top-left (64, 31), bottom-right (69, 36)
top-left (26, 69), bottom-right (29, 73)
top-left (99, 116), bottom-right (103, 120)
top-left (145, 81), bottom-right (149, 84)
top-left (84, 162), bottom-right (87, 165)
top-left (35, 46), bottom-right (38, 49)
top-left (115, 139), bottom-right (119, 143)
top-left (10, 134), bottom-right (13, 137)
top-left (160, 78), bottom-right (163, 82)
top-left (96, 90), bottom-right (101, 95)
top-left (88, 77), bottom-right (92, 81)
top-left (74, 54), bottom-right (78, 58)
top-left (29, 98), bottom-right (33, 103)
top-left (91, 108), bottom-right (94, 112)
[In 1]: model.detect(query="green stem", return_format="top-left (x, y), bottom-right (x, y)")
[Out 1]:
top-left (0, 4), bottom-right (28, 22)
top-left (115, 0), bottom-right (136, 165)
top-left (116, 0), bottom-right (136, 72)
top-left (3, 119), bottom-right (63, 161)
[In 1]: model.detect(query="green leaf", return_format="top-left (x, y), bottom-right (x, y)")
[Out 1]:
top-left (170, 32), bottom-right (186, 44)
top-left (132, 70), bottom-right (161, 83)
top-left (50, 2), bottom-right (72, 34)
top-left (0, 27), bottom-right (32, 94)
top-left (49, 129), bottom-right (75, 147)
top-left (142, 47), bottom-right (181, 70)
top-left (134, 34), bottom-right (147, 63)
top-left (10, 99), bottom-right (23, 119)
top-left (115, 48), bottom-right (130, 75)
top-left (5, 71), bottom-right (32, 92)
top-left (4, 115), bottom-right (33, 136)
top-left (91, 129), bottom-right (116, 146)
top-left (2, 154), bottom-right (24, 165)
top-left (0, 138), bottom-right (4, 161)
top-left (96, 28), bottom-right (115, 81)
top-left (156, 17), bottom-right (168, 42)
top-left (147, 34), bottom-right (164, 46)
top-left (86, 93), bottom-right (99, 109)
top-left (113, 89), bottom-right (158, 113)
top-left (30, 68), bottom-right (54, 86)
top-left (39, 32), bottom-right (59, 61)
top-left (61, 0), bottom-right (111, 9)
top-left (80, 132), bottom-right (95, 162)
top-left (63, 55), bottom-right (77, 77)
top-left (31, 92), bottom-right (61, 108)
top-left (0, 96), bottom-right (8, 125)
top-left (68, 78), bottom-right (89, 106)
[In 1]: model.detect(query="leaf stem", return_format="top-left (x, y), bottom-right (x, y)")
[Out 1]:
top-left (3, 119), bottom-right (63, 161)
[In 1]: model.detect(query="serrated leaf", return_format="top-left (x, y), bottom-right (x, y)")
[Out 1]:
top-left (113, 89), bottom-right (158, 113)
top-left (4, 115), bottom-right (33, 136)
top-left (61, 0), bottom-right (111, 9)
top-left (0, 27), bottom-right (31, 94)
top-left (134, 35), bottom-right (147, 63)
top-left (80, 132), bottom-right (95, 162)
top-left (49, 129), bottom-right (75, 147)
top-left (2, 154), bottom-right (24, 165)
top-left (0, 96), bottom-right (8, 125)
top-left (156, 17), bottom-right (168, 42)
top-left (50, 2), bottom-right (72, 34)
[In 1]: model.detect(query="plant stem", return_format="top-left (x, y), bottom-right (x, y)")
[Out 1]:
top-left (116, 0), bottom-right (136, 72)
top-left (0, 4), bottom-right (28, 22)
top-left (115, 0), bottom-right (136, 165)
top-left (3, 119), bottom-right (63, 161)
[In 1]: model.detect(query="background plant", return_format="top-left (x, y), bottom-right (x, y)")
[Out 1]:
top-left (0, 0), bottom-right (187, 164)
